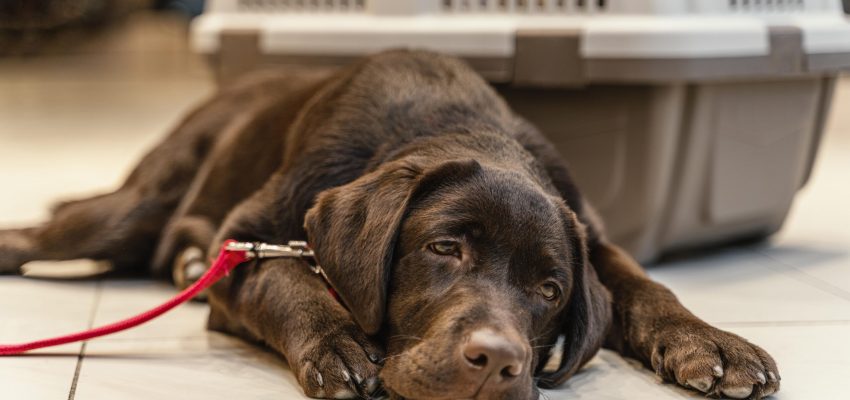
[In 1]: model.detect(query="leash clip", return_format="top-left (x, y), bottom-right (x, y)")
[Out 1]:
top-left (224, 241), bottom-right (321, 274)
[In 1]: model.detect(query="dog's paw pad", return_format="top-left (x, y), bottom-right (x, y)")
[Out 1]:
top-left (652, 323), bottom-right (780, 399)
top-left (331, 388), bottom-right (356, 399)
top-left (721, 385), bottom-right (753, 399)
top-left (686, 376), bottom-right (713, 392)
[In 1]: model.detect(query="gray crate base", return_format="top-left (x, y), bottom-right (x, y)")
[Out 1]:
top-left (499, 77), bottom-right (833, 262)
top-left (202, 31), bottom-right (835, 261)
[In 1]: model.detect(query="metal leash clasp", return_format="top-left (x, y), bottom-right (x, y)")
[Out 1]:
top-left (224, 241), bottom-right (322, 275)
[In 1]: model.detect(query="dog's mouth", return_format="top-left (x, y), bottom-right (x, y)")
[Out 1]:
top-left (379, 382), bottom-right (482, 400)
top-left (378, 334), bottom-right (536, 400)
top-left (379, 348), bottom-right (477, 400)
top-left (380, 381), bottom-right (541, 400)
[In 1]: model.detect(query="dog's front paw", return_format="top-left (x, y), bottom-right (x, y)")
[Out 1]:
top-left (650, 321), bottom-right (780, 399)
top-left (292, 323), bottom-right (384, 399)
top-left (0, 229), bottom-right (33, 274)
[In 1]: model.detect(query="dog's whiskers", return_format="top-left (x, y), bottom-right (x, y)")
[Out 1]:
top-left (528, 329), bottom-right (553, 344)
top-left (536, 374), bottom-right (558, 387)
top-left (379, 353), bottom-right (408, 363)
top-left (388, 334), bottom-right (423, 343)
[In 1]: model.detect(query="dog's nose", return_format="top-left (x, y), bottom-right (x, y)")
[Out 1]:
top-left (462, 329), bottom-right (525, 382)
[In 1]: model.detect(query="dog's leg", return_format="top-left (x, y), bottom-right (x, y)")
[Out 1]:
top-left (513, 121), bottom-right (779, 398)
top-left (0, 187), bottom-right (181, 274)
top-left (149, 71), bottom-right (331, 287)
top-left (0, 71), bottom-right (328, 275)
top-left (590, 242), bottom-right (780, 399)
top-left (207, 258), bottom-right (384, 400)
top-left (0, 228), bottom-right (37, 274)
top-left (198, 161), bottom-right (384, 399)
top-left (0, 145), bottom-right (209, 274)
top-left (150, 102), bottom-right (290, 285)
top-left (0, 96), bottom-right (239, 274)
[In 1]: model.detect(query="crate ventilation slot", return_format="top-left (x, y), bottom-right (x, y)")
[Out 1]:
top-left (728, 0), bottom-right (806, 12)
top-left (441, 0), bottom-right (608, 13)
top-left (236, 0), bottom-right (368, 12)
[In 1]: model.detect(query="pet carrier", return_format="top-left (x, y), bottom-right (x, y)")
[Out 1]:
top-left (191, 0), bottom-right (850, 262)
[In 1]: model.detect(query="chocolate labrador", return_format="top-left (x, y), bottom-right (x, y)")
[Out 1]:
top-left (0, 50), bottom-right (779, 400)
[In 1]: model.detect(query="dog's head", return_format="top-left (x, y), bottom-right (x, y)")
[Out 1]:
top-left (305, 157), bottom-right (611, 400)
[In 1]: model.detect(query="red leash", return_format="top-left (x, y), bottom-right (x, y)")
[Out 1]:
top-left (0, 240), bottom-right (252, 356)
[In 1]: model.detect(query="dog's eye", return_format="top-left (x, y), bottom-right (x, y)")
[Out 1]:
top-left (428, 240), bottom-right (460, 257)
top-left (538, 282), bottom-right (560, 301)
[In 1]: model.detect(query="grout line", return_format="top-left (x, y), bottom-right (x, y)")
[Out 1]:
top-left (755, 249), bottom-right (850, 303)
top-left (67, 342), bottom-right (87, 400)
top-left (67, 279), bottom-right (103, 400)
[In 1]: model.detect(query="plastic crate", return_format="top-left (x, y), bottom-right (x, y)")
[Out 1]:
top-left (190, 0), bottom-right (850, 262)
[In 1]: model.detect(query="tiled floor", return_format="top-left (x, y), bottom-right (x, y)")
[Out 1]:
top-left (1, 12), bottom-right (849, 400)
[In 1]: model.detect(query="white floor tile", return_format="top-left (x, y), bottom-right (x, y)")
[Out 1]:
top-left (0, 278), bottom-right (98, 399)
top-left (91, 280), bottom-right (210, 340)
top-left (711, 323), bottom-right (850, 400)
top-left (74, 334), bottom-right (303, 400)
top-left (649, 247), bottom-right (850, 324)
top-left (755, 244), bottom-right (850, 298)
top-left (542, 350), bottom-right (685, 400)
top-left (773, 160), bottom-right (850, 247)
top-left (0, 357), bottom-right (80, 399)
top-left (0, 277), bottom-right (97, 352)
top-left (0, 80), bottom-right (210, 225)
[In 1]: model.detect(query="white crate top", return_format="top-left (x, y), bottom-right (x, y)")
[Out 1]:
top-left (205, 0), bottom-right (842, 15)
top-left (193, 0), bottom-right (850, 58)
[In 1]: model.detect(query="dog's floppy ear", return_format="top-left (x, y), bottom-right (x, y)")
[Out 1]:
top-left (538, 204), bottom-right (612, 388)
top-left (304, 158), bottom-right (481, 335)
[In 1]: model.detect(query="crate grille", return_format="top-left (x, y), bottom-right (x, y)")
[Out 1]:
top-left (728, 0), bottom-right (806, 12)
top-left (441, 0), bottom-right (608, 13)
top-left (236, 0), bottom-right (367, 12)
top-left (229, 0), bottom-right (832, 14)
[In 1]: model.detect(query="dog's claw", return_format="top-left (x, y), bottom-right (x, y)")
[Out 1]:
top-left (713, 365), bottom-right (724, 377)
top-left (364, 377), bottom-right (380, 395)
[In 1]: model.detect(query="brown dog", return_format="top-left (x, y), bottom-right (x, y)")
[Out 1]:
top-left (0, 50), bottom-right (779, 400)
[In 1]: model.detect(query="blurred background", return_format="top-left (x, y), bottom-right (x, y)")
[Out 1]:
top-left (1, 1), bottom-right (849, 399)
top-left (4, 0), bottom-right (850, 263)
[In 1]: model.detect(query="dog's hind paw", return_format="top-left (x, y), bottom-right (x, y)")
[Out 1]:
top-left (0, 229), bottom-right (34, 274)
top-left (172, 246), bottom-right (209, 300)
top-left (650, 321), bottom-right (780, 399)
top-left (292, 323), bottom-right (384, 399)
